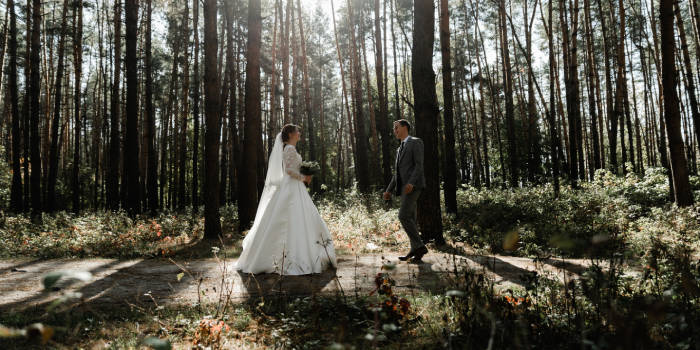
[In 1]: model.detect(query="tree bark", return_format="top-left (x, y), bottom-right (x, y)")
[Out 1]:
top-left (413, 0), bottom-right (445, 245)
top-left (124, 0), bottom-right (140, 214)
top-left (73, 0), bottom-right (83, 212)
top-left (107, 0), bottom-right (121, 210)
top-left (192, 0), bottom-right (201, 211)
top-left (8, 0), bottom-right (23, 212)
top-left (29, 0), bottom-right (42, 214)
top-left (145, 0), bottom-right (158, 212)
top-left (675, 2), bottom-right (700, 163)
top-left (346, 0), bottom-right (370, 193)
top-left (240, 0), bottom-right (263, 230)
top-left (439, 0), bottom-right (457, 213)
top-left (584, 0), bottom-right (601, 172)
top-left (499, 0), bottom-right (518, 187)
top-left (374, 0), bottom-right (392, 186)
top-left (660, 0), bottom-right (694, 206)
top-left (46, 0), bottom-right (70, 212)
top-left (560, 0), bottom-right (581, 187)
top-left (204, 0), bottom-right (222, 238)
top-left (547, 0), bottom-right (560, 196)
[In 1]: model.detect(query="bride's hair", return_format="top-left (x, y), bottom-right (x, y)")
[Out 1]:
top-left (281, 124), bottom-right (300, 143)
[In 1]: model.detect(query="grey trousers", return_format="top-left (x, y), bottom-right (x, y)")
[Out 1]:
top-left (398, 188), bottom-right (424, 252)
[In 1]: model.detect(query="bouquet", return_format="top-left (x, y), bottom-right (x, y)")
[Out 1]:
top-left (300, 161), bottom-right (320, 176)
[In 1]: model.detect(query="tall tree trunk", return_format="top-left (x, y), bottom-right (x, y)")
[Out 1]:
top-left (413, 0), bottom-right (445, 245)
top-left (282, 0), bottom-right (291, 124)
top-left (613, 0), bottom-right (628, 175)
top-left (124, 0), bottom-right (140, 214)
top-left (524, 0), bottom-right (541, 183)
top-left (108, 0), bottom-right (121, 210)
top-left (145, 0), bottom-right (158, 212)
top-left (47, 0), bottom-right (69, 212)
top-left (374, 0), bottom-right (392, 186)
top-left (225, 0), bottom-right (239, 207)
top-left (192, 0), bottom-right (201, 211)
top-left (0, 11), bottom-right (7, 103)
top-left (499, 0), bottom-right (518, 187)
top-left (391, 0), bottom-right (401, 120)
top-left (178, 1), bottom-right (190, 209)
top-left (596, 0), bottom-right (617, 174)
top-left (347, 0), bottom-right (370, 193)
top-left (268, 0), bottom-right (280, 156)
top-left (660, 0), bottom-right (694, 206)
top-left (73, 0), bottom-right (83, 212)
top-left (204, 0), bottom-right (222, 238)
top-left (560, 0), bottom-right (581, 187)
top-left (675, 2), bottom-right (700, 161)
top-left (240, 0), bottom-right (263, 230)
top-left (439, 0), bottom-right (457, 213)
top-left (296, 0), bottom-right (315, 166)
top-left (29, 0), bottom-right (42, 214)
top-left (584, 0), bottom-right (601, 171)
top-left (8, 0), bottom-right (23, 212)
top-left (547, 0), bottom-right (560, 196)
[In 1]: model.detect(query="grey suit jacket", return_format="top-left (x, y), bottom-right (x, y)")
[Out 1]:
top-left (386, 136), bottom-right (426, 195)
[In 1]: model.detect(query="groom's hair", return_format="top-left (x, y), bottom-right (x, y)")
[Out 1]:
top-left (395, 119), bottom-right (411, 132)
top-left (281, 124), bottom-right (300, 143)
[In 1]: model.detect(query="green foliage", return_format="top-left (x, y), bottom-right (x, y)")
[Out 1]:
top-left (317, 189), bottom-right (410, 254)
top-left (453, 183), bottom-right (624, 257)
top-left (452, 167), bottom-right (700, 258)
top-left (0, 146), bottom-right (11, 211)
top-left (0, 210), bottom-right (204, 258)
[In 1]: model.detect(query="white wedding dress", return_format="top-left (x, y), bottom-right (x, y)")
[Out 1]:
top-left (235, 133), bottom-right (337, 275)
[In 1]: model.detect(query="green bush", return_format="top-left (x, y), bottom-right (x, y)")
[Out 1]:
top-left (454, 184), bottom-right (624, 257)
top-left (452, 167), bottom-right (698, 258)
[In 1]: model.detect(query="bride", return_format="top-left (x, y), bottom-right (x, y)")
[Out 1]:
top-left (235, 124), bottom-right (337, 275)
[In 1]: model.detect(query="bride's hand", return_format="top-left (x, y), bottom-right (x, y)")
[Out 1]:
top-left (303, 175), bottom-right (312, 184)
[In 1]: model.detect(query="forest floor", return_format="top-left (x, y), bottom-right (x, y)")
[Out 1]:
top-left (0, 241), bottom-right (601, 314)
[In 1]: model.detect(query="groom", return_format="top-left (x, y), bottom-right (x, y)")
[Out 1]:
top-left (383, 120), bottom-right (428, 262)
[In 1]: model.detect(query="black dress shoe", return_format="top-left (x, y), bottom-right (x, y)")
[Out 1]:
top-left (398, 250), bottom-right (415, 261)
top-left (411, 246), bottom-right (428, 261)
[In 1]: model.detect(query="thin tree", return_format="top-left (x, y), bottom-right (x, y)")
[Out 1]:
top-left (124, 0), bottom-right (140, 214)
top-left (374, 0), bottom-right (392, 186)
top-left (439, 0), bottom-right (457, 213)
top-left (179, 0), bottom-right (191, 209)
top-left (560, 0), bottom-right (581, 186)
top-left (29, 0), bottom-right (42, 214)
top-left (296, 0), bottom-right (315, 165)
top-left (204, 0), bottom-right (222, 238)
top-left (547, 0), bottom-right (560, 196)
top-left (192, 0), bottom-right (201, 211)
top-left (659, 0), bottom-right (694, 206)
top-left (46, 0), bottom-right (70, 212)
top-left (73, 0), bottom-right (83, 212)
top-left (347, 0), bottom-right (370, 193)
top-left (499, 0), bottom-right (518, 187)
top-left (224, 0), bottom-right (240, 207)
top-left (240, 0), bottom-right (263, 230)
top-left (674, 2), bottom-right (700, 159)
top-left (413, 0), bottom-right (445, 245)
top-left (583, 0), bottom-right (601, 171)
top-left (8, 0), bottom-right (23, 212)
top-left (145, 0), bottom-right (158, 212)
top-left (107, 0), bottom-right (122, 210)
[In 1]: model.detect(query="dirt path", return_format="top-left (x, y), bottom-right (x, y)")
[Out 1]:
top-left (0, 250), bottom-right (595, 313)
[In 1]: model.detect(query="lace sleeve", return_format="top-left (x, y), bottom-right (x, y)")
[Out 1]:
top-left (283, 145), bottom-right (304, 181)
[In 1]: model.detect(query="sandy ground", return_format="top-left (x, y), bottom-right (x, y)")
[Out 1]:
top-left (0, 247), bottom-right (597, 313)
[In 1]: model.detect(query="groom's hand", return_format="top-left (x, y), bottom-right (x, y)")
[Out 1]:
top-left (383, 192), bottom-right (391, 201)
top-left (403, 184), bottom-right (414, 194)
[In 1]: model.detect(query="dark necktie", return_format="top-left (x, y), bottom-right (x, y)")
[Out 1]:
top-left (397, 142), bottom-right (405, 167)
